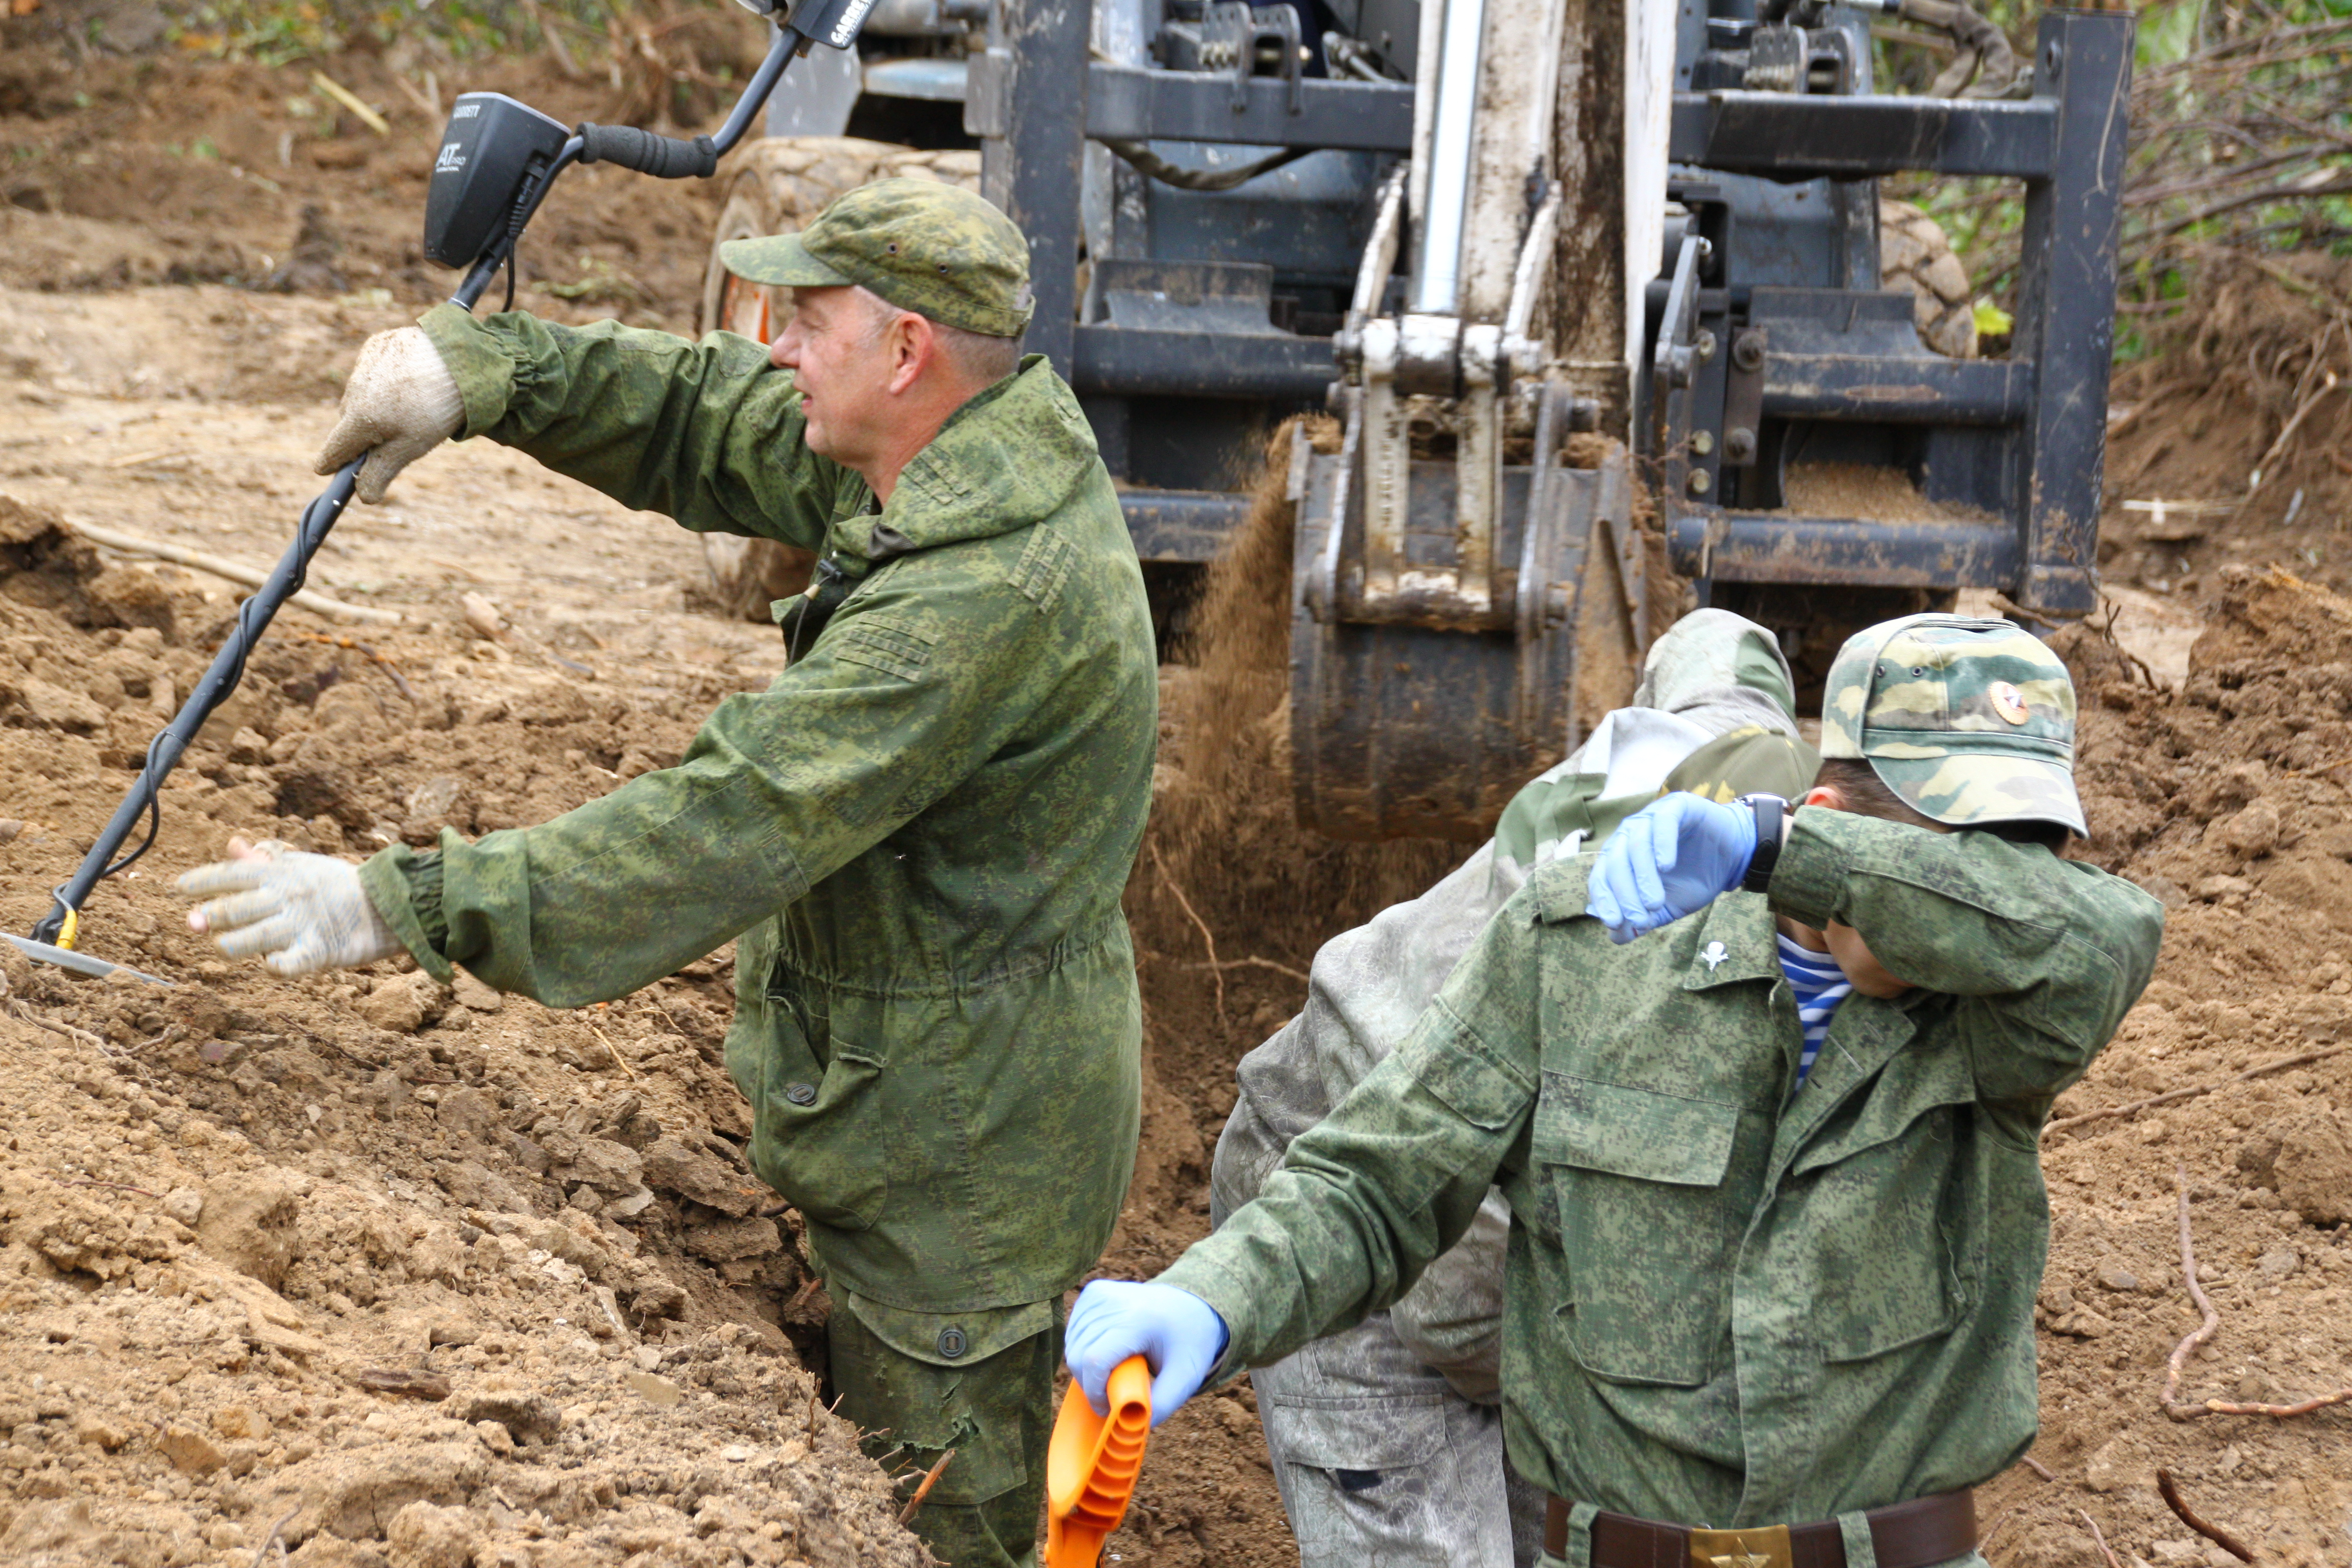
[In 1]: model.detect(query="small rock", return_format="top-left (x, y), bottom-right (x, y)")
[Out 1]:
top-left (386, 1500), bottom-right (482, 1568)
top-left (2132, 872), bottom-right (2189, 910)
top-left (454, 1392), bottom-right (562, 1447)
top-left (720, 1444), bottom-right (754, 1463)
top-left (227, 727), bottom-right (270, 766)
top-left (2197, 874), bottom-right (2255, 902)
top-left (162, 1185), bottom-right (204, 1227)
top-left (2083, 1437), bottom-right (2128, 1492)
top-left (472, 1420), bottom-right (514, 1459)
top-left (2139, 1117), bottom-right (2169, 1144)
top-left (159, 1424), bottom-right (228, 1474)
top-left (624, 1371), bottom-right (684, 1408)
top-left (2094, 1259), bottom-right (2139, 1292)
top-left (19, 677), bottom-right (107, 735)
top-left (2220, 797), bottom-right (2281, 858)
top-left (684, 1216), bottom-right (781, 1264)
top-left (359, 974), bottom-right (436, 1035)
top-left (550, 1136), bottom-right (644, 1195)
top-left (2151, 1541), bottom-right (2202, 1564)
top-left (2236, 1368), bottom-right (2281, 1404)
top-left (0, 819), bottom-right (23, 845)
top-left (2275, 1110), bottom-right (2352, 1225)
top-left (195, 1168), bottom-right (304, 1289)
top-left (212, 1405), bottom-right (272, 1442)
top-left (640, 1135), bottom-right (760, 1216)
top-left (604, 1186), bottom-right (658, 1219)
top-left (2257, 1248), bottom-right (2300, 1280)
top-left (72, 1412), bottom-right (127, 1451)
top-left (448, 970), bottom-right (502, 1014)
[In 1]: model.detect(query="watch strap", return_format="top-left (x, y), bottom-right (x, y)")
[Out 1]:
top-left (1737, 794), bottom-right (1788, 894)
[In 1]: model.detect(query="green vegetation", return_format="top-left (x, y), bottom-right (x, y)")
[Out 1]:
top-left (1879, 0), bottom-right (2352, 361)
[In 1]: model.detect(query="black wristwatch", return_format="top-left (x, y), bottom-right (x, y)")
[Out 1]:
top-left (1736, 794), bottom-right (1790, 894)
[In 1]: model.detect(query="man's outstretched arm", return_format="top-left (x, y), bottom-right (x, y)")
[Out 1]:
top-left (1071, 895), bottom-right (1544, 1420)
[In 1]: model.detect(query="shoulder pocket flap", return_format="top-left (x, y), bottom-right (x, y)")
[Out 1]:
top-left (1410, 1013), bottom-right (1532, 1132)
top-left (1536, 1075), bottom-right (1739, 1187)
top-left (1530, 855), bottom-right (1600, 925)
top-left (1789, 1045), bottom-right (1975, 1177)
top-left (834, 620), bottom-right (936, 683)
top-left (1264, 1395), bottom-right (1447, 1470)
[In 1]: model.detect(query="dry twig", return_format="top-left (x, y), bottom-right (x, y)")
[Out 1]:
top-left (587, 1023), bottom-right (641, 1081)
top-left (2078, 1511), bottom-right (2122, 1568)
top-left (298, 631), bottom-right (417, 702)
top-left (1148, 842), bottom-right (1227, 1028)
top-left (60, 1177), bottom-right (161, 1199)
top-left (2043, 1045), bottom-right (2344, 1138)
top-left (2021, 1454), bottom-right (2056, 1482)
top-left (68, 518), bottom-right (402, 626)
top-left (897, 1449), bottom-right (956, 1526)
top-left (1181, 954), bottom-right (1313, 984)
top-left (248, 1507), bottom-right (300, 1568)
top-left (2157, 1469), bottom-right (2254, 1564)
top-left (2164, 1164), bottom-right (2352, 1421)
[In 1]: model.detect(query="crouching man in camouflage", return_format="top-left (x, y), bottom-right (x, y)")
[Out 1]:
top-left (179, 181), bottom-right (1158, 1568)
top-left (1211, 609), bottom-right (1817, 1567)
top-left (1071, 615), bottom-right (2163, 1568)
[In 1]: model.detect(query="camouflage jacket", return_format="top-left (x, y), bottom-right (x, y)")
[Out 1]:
top-left (360, 308), bottom-right (1158, 1318)
top-left (1210, 610), bottom-right (1811, 1401)
top-left (1161, 810), bottom-right (2163, 1522)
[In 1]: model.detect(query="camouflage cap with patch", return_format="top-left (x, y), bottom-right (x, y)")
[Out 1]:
top-left (1819, 613), bottom-right (2085, 836)
top-left (718, 177), bottom-right (1033, 338)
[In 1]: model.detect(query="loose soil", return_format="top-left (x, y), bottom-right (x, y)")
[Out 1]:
top-left (3, 22), bottom-right (2352, 1568)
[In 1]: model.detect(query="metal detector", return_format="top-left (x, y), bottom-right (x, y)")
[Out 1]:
top-left (6, 0), bottom-right (876, 985)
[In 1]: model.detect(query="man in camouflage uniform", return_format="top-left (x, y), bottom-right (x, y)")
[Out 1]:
top-left (181, 181), bottom-right (1158, 1568)
top-left (1211, 609), bottom-right (1817, 1567)
top-left (1068, 615), bottom-right (2164, 1568)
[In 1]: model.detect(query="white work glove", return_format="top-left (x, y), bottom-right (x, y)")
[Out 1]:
top-left (314, 326), bottom-right (464, 504)
top-left (180, 838), bottom-right (406, 977)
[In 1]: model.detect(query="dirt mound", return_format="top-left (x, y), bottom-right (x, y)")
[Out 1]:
top-left (1973, 567), bottom-right (2352, 1568)
top-left (0, 495), bottom-right (931, 1566)
top-left (0, 35), bottom-right (754, 334)
top-left (2102, 253), bottom-right (2352, 604)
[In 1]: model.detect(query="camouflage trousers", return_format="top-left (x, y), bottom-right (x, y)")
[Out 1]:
top-left (825, 1297), bottom-right (1063, 1568)
top-left (1254, 1309), bottom-right (1545, 1568)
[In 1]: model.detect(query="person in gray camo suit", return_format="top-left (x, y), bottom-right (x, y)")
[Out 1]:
top-left (1212, 609), bottom-right (1819, 1567)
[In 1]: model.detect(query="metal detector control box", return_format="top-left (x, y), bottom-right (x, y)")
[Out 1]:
top-left (424, 93), bottom-right (573, 269)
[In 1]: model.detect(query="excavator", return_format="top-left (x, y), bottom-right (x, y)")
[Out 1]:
top-left (8, 0), bottom-right (2135, 980)
top-left (703, 0), bottom-right (2135, 843)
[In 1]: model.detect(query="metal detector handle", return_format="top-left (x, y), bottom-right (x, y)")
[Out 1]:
top-left (575, 125), bottom-right (719, 179)
top-left (30, 462), bottom-right (363, 946)
top-left (28, 18), bottom-right (824, 948)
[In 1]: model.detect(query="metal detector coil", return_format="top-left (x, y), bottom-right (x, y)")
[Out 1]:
top-left (423, 94), bottom-right (573, 269)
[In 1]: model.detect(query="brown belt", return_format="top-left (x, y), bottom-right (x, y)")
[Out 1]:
top-left (1543, 1489), bottom-right (1976, 1568)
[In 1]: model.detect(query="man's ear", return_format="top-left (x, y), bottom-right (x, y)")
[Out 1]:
top-left (1803, 784), bottom-right (1847, 813)
top-left (884, 312), bottom-right (932, 397)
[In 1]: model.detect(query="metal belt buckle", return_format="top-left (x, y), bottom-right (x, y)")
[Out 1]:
top-left (1688, 1524), bottom-right (1795, 1568)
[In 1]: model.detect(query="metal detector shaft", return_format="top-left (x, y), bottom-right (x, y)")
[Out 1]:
top-left (31, 462), bottom-right (363, 946)
top-left (28, 25), bottom-right (807, 950)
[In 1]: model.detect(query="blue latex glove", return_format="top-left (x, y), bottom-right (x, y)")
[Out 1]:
top-left (1585, 791), bottom-right (1758, 943)
top-left (1065, 1279), bottom-right (1230, 1428)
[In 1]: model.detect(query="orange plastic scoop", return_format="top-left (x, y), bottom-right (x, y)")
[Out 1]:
top-left (1045, 1355), bottom-right (1152, 1568)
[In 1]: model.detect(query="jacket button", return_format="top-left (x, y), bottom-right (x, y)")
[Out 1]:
top-left (784, 1082), bottom-right (817, 1106)
top-left (937, 1326), bottom-right (968, 1359)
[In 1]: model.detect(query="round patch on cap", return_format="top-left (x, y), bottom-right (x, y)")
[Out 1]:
top-left (1989, 680), bottom-right (2028, 725)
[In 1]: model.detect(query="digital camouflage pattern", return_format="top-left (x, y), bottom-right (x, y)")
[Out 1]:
top-left (1211, 612), bottom-right (1814, 1566)
top-left (363, 303), bottom-right (1157, 1322)
top-left (720, 177), bottom-right (1035, 338)
top-left (1162, 806), bottom-right (2163, 1525)
top-left (1819, 614), bottom-right (2084, 835)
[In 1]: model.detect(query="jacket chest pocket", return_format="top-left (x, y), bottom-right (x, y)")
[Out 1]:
top-left (1539, 1074), bottom-right (1743, 1387)
top-left (1783, 1050), bottom-right (1978, 1362)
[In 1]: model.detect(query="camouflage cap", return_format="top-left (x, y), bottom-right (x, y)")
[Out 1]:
top-left (718, 177), bottom-right (1034, 338)
top-left (1819, 613), bottom-right (2085, 836)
